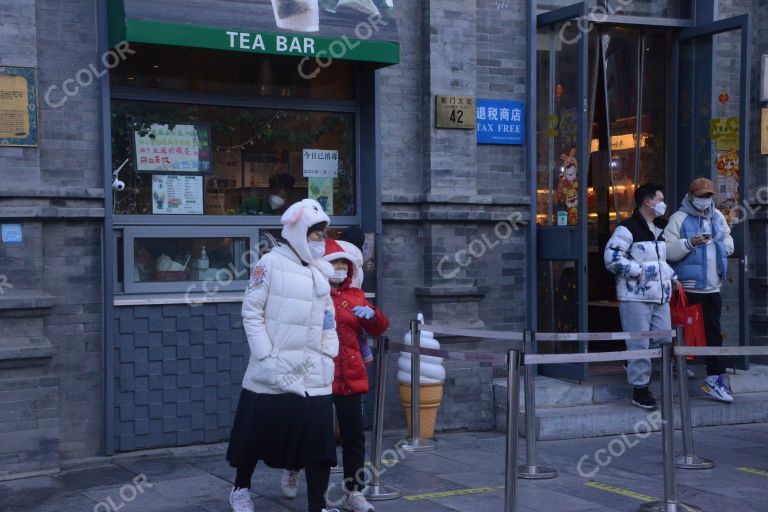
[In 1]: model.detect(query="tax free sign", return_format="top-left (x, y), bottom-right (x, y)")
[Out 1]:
top-left (476, 99), bottom-right (525, 145)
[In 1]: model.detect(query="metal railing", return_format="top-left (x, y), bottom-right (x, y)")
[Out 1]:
top-left (360, 321), bottom-right (768, 511)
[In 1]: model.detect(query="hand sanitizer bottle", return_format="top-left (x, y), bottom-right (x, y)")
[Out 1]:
top-left (198, 245), bottom-right (209, 270)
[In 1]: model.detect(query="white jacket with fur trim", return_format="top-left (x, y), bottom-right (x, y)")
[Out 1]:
top-left (241, 243), bottom-right (339, 396)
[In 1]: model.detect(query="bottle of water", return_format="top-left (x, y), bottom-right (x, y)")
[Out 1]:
top-left (199, 245), bottom-right (209, 270)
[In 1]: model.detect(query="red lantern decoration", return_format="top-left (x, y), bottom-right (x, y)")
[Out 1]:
top-left (718, 90), bottom-right (729, 106)
top-left (555, 84), bottom-right (564, 98)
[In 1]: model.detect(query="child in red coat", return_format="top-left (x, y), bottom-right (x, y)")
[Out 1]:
top-left (281, 239), bottom-right (389, 512)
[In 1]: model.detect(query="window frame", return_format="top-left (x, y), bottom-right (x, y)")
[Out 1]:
top-left (122, 225), bottom-right (260, 294)
top-left (110, 86), bottom-right (362, 295)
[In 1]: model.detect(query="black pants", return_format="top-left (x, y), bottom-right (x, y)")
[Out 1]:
top-left (686, 291), bottom-right (727, 376)
top-left (234, 461), bottom-right (331, 512)
top-left (333, 393), bottom-right (366, 492)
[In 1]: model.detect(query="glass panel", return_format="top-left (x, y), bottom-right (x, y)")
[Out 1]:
top-left (536, 22), bottom-right (581, 226)
top-left (134, 237), bottom-right (250, 283)
top-left (678, 30), bottom-right (742, 225)
top-left (603, 0), bottom-right (689, 19)
top-left (637, 30), bottom-right (670, 188)
top-left (537, 260), bottom-right (579, 353)
top-left (111, 43), bottom-right (355, 100)
top-left (111, 101), bottom-right (356, 217)
top-left (536, 0), bottom-right (595, 13)
top-left (602, 27), bottom-right (640, 222)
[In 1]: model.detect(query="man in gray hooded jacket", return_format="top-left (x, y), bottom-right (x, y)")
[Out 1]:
top-left (665, 177), bottom-right (735, 403)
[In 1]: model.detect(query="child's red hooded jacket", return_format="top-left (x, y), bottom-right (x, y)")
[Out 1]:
top-left (324, 239), bottom-right (389, 395)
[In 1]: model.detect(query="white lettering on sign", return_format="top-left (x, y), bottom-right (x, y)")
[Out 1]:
top-left (226, 32), bottom-right (314, 55)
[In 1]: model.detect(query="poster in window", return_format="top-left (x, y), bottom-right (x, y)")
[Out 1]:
top-left (152, 175), bottom-right (204, 214)
top-left (134, 124), bottom-right (212, 173)
top-left (0, 66), bottom-right (37, 147)
top-left (303, 149), bottom-right (338, 178)
top-left (308, 177), bottom-right (333, 214)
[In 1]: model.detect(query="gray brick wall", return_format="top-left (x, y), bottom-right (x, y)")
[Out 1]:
top-left (112, 303), bottom-right (247, 451)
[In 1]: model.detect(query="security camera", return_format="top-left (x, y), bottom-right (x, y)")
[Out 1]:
top-left (112, 158), bottom-right (129, 192)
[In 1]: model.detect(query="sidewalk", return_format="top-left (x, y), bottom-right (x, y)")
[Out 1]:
top-left (2, 423), bottom-right (768, 512)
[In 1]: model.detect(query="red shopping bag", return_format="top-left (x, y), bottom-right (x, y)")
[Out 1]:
top-left (670, 288), bottom-right (707, 360)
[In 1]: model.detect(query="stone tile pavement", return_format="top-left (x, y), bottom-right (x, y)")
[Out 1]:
top-left (2, 423), bottom-right (768, 512)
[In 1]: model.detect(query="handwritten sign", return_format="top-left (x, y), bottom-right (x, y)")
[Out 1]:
top-left (476, 99), bottom-right (525, 145)
top-left (134, 124), bottom-right (212, 173)
top-left (303, 149), bottom-right (338, 178)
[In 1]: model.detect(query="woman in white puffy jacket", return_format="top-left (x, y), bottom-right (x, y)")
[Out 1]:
top-left (226, 199), bottom-right (340, 512)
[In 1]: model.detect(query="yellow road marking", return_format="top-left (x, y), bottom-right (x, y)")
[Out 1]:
top-left (404, 487), bottom-right (498, 501)
top-left (585, 481), bottom-right (657, 503)
top-left (737, 467), bottom-right (768, 478)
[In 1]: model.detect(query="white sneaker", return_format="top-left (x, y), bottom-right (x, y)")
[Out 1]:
top-left (281, 469), bottom-right (301, 499)
top-left (229, 487), bottom-right (254, 512)
top-left (342, 491), bottom-right (375, 512)
top-left (700, 375), bottom-right (734, 403)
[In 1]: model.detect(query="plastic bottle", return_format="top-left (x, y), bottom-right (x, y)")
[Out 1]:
top-left (198, 245), bottom-right (209, 270)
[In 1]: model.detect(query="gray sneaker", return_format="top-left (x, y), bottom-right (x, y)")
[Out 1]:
top-left (343, 491), bottom-right (374, 512)
top-left (229, 487), bottom-right (254, 512)
top-left (281, 469), bottom-right (301, 499)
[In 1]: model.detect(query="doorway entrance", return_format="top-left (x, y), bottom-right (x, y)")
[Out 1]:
top-left (533, 4), bottom-right (751, 381)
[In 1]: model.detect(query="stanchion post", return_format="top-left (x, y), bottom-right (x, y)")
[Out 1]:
top-left (505, 349), bottom-right (521, 512)
top-left (401, 319), bottom-right (436, 452)
top-left (364, 337), bottom-right (401, 501)
top-left (640, 343), bottom-right (701, 512)
top-left (674, 325), bottom-right (715, 470)
top-left (518, 330), bottom-right (557, 480)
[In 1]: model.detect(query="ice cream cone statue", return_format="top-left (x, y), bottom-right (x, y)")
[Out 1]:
top-left (397, 314), bottom-right (446, 439)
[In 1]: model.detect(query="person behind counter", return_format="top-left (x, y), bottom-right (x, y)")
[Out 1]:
top-left (239, 172), bottom-right (296, 215)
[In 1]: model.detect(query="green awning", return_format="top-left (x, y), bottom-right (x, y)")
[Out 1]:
top-left (107, 0), bottom-right (400, 65)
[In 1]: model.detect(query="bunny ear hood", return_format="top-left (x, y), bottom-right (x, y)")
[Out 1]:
top-left (280, 199), bottom-right (334, 295)
top-left (336, 240), bottom-right (365, 289)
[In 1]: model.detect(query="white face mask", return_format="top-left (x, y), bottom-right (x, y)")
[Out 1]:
top-left (652, 200), bottom-right (667, 217)
top-left (692, 197), bottom-right (712, 211)
top-left (308, 239), bottom-right (326, 260)
top-left (268, 194), bottom-right (286, 210)
top-left (329, 269), bottom-right (347, 283)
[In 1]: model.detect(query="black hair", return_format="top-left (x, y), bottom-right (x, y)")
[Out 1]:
top-left (635, 183), bottom-right (664, 209)
top-left (339, 226), bottom-right (365, 251)
top-left (269, 173), bottom-right (296, 192)
top-left (307, 221), bottom-right (327, 236)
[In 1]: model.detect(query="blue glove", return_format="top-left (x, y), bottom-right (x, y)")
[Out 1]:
top-left (352, 306), bottom-right (376, 320)
top-left (323, 310), bottom-right (336, 330)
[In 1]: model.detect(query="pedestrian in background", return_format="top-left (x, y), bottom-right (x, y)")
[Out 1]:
top-left (665, 177), bottom-right (735, 403)
top-left (604, 183), bottom-right (679, 410)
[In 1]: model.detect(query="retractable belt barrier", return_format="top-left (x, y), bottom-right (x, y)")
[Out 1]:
top-left (367, 322), bottom-right (767, 511)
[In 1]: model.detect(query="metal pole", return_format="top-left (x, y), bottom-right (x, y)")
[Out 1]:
top-left (402, 319), bottom-right (435, 452)
top-left (640, 343), bottom-right (701, 512)
top-left (518, 330), bottom-right (557, 479)
top-left (505, 350), bottom-right (521, 512)
top-left (674, 325), bottom-right (715, 470)
top-left (364, 337), bottom-right (401, 500)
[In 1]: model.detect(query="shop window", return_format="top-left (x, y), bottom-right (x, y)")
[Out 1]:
top-left (111, 100), bottom-right (357, 217)
top-left (111, 44), bottom-right (355, 101)
top-left (123, 227), bottom-right (257, 294)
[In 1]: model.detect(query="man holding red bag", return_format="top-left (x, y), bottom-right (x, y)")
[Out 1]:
top-left (665, 177), bottom-right (735, 403)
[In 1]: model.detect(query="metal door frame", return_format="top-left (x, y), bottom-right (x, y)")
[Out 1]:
top-left (533, 2), bottom-right (590, 381)
top-left (671, 13), bottom-right (751, 369)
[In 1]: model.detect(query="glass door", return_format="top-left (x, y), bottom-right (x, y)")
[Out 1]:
top-left (535, 3), bottom-right (589, 381)
top-left (673, 15), bottom-right (751, 369)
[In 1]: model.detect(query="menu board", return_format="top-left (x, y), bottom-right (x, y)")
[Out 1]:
top-left (134, 123), bottom-right (212, 173)
top-left (0, 66), bottom-right (37, 147)
top-left (152, 175), bottom-right (204, 214)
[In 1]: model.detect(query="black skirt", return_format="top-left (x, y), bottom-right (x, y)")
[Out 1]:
top-left (226, 388), bottom-right (337, 470)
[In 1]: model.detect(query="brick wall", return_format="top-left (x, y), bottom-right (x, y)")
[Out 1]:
top-left (0, 0), bottom-right (104, 476)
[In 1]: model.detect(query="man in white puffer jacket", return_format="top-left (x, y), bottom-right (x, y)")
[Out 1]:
top-left (604, 183), bottom-right (678, 411)
top-left (226, 199), bottom-right (341, 512)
